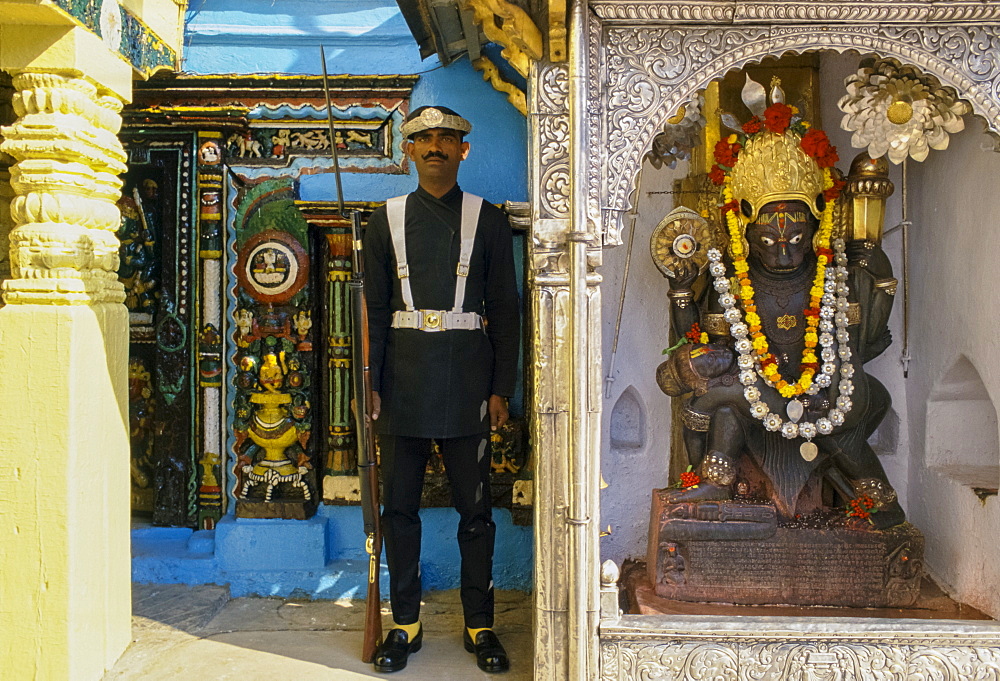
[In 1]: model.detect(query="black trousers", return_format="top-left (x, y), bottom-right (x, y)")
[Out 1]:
top-left (380, 433), bottom-right (495, 629)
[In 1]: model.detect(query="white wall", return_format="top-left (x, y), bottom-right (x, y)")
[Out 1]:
top-left (902, 114), bottom-right (1000, 618)
top-left (600, 53), bottom-right (1000, 619)
top-left (599, 159), bottom-right (689, 562)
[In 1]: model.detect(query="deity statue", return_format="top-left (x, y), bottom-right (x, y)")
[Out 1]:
top-left (117, 179), bottom-right (161, 317)
top-left (645, 78), bottom-right (920, 609)
top-left (658, 83), bottom-right (901, 527)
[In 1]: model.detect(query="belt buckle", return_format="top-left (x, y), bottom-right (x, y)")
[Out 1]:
top-left (423, 311), bottom-right (441, 330)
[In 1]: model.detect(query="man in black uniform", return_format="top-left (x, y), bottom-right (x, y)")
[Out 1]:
top-left (364, 106), bottom-right (520, 674)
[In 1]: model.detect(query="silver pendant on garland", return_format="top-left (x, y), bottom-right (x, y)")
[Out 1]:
top-left (800, 441), bottom-right (818, 461)
top-left (786, 399), bottom-right (804, 423)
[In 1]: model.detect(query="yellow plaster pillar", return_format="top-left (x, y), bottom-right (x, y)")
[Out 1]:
top-left (0, 70), bottom-right (131, 680)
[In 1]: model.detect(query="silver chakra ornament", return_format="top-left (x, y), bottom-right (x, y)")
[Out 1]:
top-left (839, 57), bottom-right (971, 164)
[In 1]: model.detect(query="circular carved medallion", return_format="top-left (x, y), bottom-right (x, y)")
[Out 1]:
top-left (650, 206), bottom-right (714, 279)
top-left (236, 229), bottom-right (309, 304)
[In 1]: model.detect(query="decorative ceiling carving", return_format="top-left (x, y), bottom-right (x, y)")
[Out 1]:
top-left (591, 1), bottom-right (1000, 23)
top-left (593, 19), bottom-right (1000, 245)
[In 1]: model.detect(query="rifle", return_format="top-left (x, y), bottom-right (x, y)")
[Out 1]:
top-left (320, 45), bottom-right (383, 663)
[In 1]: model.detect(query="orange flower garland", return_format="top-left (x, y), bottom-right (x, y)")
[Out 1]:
top-left (722, 170), bottom-right (836, 398)
top-left (713, 102), bottom-right (844, 400)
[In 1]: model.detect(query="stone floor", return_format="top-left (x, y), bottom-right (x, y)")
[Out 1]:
top-left (103, 584), bottom-right (533, 680)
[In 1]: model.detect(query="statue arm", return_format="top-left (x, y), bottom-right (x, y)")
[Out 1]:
top-left (667, 259), bottom-right (702, 338)
top-left (669, 291), bottom-right (701, 339)
top-left (847, 238), bottom-right (893, 282)
top-left (851, 265), bottom-right (894, 363)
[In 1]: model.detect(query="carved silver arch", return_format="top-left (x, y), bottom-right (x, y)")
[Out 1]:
top-left (595, 24), bottom-right (1000, 245)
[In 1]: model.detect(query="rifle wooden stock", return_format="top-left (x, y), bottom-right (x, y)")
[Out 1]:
top-left (349, 212), bottom-right (383, 663)
top-left (321, 48), bottom-right (381, 662)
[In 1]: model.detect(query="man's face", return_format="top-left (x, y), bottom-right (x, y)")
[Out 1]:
top-left (405, 128), bottom-right (469, 184)
top-left (747, 200), bottom-right (816, 272)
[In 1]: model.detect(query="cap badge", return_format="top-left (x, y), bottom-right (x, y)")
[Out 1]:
top-left (424, 107), bottom-right (444, 127)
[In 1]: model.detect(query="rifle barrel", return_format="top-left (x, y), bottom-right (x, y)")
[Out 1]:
top-left (321, 48), bottom-right (381, 663)
top-left (319, 45), bottom-right (346, 217)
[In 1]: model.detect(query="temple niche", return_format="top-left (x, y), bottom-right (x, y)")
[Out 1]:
top-left (599, 51), bottom-right (1000, 620)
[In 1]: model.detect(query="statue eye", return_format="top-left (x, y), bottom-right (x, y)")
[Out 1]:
top-left (789, 234), bottom-right (803, 244)
top-left (760, 236), bottom-right (775, 246)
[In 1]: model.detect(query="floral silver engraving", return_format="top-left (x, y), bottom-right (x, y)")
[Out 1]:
top-left (598, 24), bottom-right (1000, 246)
top-left (600, 616), bottom-right (1000, 680)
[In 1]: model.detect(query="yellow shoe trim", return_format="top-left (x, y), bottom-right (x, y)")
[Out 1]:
top-left (393, 621), bottom-right (421, 639)
top-left (466, 626), bottom-right (491, 639)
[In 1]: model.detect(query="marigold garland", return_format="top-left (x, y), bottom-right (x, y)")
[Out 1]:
top-left (712, 101), bottom-right (845, 400)
top-left (686, 322), bottom-right (709, 344)
top-left (721, 170), bottom-right (836, 398)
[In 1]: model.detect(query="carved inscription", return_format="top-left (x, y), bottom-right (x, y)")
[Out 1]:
top-left (653, 524), bottom-right (924, 608)
top-left (689, 540), bottom-right (884, 599)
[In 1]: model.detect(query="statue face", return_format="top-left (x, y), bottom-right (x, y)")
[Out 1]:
top-left (747, 201), bottom-right (816, 273)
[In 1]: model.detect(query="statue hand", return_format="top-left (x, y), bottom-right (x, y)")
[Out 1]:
top-left (688, 343), bottom-right (737, 378)
top-left (669, 259), bottom-right (700, 290)
top-left (846, 239), bottom-right (876, 268)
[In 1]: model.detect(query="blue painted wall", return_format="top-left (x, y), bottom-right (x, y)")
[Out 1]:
top-left (184, 0), bottom-right (528, 204)
top-left (133, 508), bottom-right (533, 597)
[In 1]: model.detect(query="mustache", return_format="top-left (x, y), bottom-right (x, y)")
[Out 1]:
top-left (422, 151), bottom-right (448, 161)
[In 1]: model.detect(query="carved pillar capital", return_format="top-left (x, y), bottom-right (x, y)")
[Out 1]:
top-left (0, 71), bottom-right (127, 305)
top-left (1, 73), bottom-right (15, 288)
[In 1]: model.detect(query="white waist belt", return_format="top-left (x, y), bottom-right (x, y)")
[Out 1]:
top-left (391, 309), bottom-right (483, 332)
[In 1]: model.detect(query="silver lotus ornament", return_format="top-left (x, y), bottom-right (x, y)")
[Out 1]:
top-left (839, 57), bottom-right (970, 164)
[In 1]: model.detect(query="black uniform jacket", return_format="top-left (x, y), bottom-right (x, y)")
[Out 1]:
top-left (364, 184), bottom-right (520, 438)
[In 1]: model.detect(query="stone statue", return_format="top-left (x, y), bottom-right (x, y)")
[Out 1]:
top-left (646, 78), bottom-right (920, 608)
top-left (657, 81), bottom-right (903, 529)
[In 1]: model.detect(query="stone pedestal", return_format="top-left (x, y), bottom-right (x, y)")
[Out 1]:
top-left (648, 490), bottom-right (924, 608)
top-left (215, 515), bottom-right (328, 571)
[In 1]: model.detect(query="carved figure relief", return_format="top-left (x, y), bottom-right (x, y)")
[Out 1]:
top-left (117, 179), bottom-right (161, 321)
top-left (128, 359), bottom-right (156, 512)
top-left (228, 180), bottom-right (318, 519)
top-left (233, 337), bottom-right (313, 509)
top-left (117, 143), bottom-right (197, 526)
top-left (226, 118), bottom-right (392, 169)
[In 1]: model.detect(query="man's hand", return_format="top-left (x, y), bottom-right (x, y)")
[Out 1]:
top-left (489, 394), bottom-right (509, 431)
top-left (352, 391), bottom-right (382, 422)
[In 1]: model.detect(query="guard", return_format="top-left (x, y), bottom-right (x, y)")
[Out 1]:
top-left (363, 105), bottom-right (520, 673)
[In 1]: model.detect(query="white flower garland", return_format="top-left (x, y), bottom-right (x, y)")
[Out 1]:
top-left (707, 239), bottom-right (855, 457)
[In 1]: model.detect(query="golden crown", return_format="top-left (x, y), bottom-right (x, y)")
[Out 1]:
top-left (729, 128), bottom-right (825, 223)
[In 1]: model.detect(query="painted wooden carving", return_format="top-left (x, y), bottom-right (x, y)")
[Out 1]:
top-left (117, 142), bottom-right (197, 525)
top-left (228, 181), bottom-right (318, 519)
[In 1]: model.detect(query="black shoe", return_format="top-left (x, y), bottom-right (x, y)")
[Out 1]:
top-left (463, 629), bottom-right (510, 673)
top-left (373, 627), bottom-right (422, 673)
